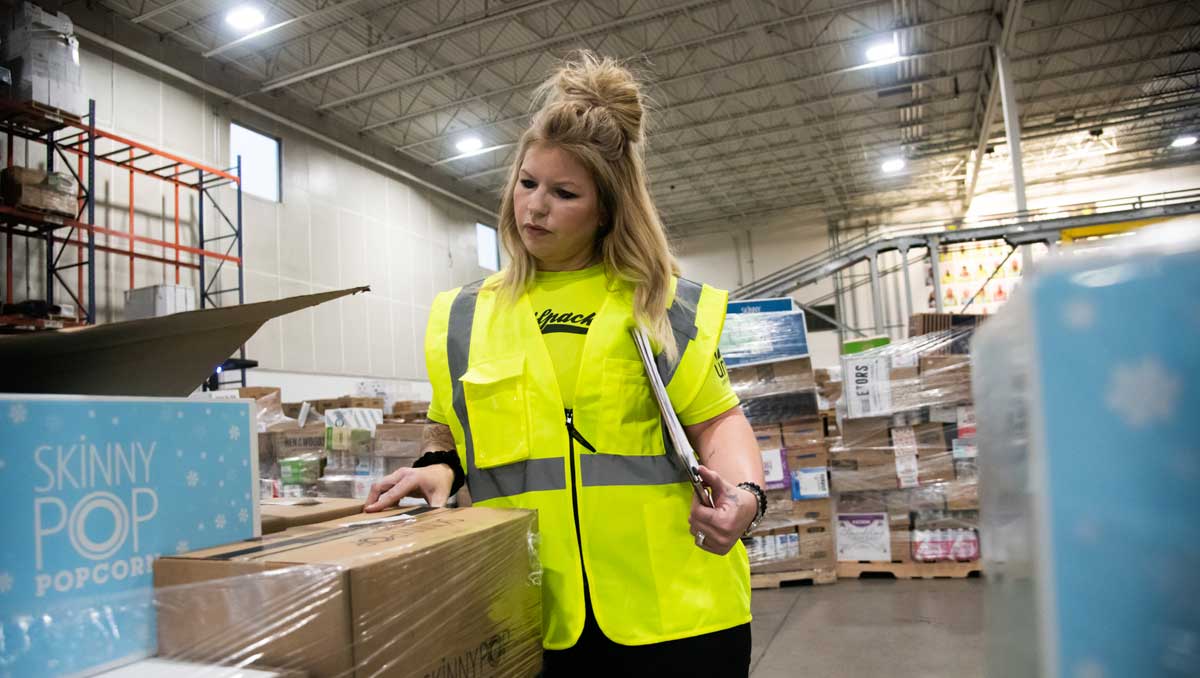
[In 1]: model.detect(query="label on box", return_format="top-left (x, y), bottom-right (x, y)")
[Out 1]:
top-left (956, 406), bottom-right (977, 438)
top-left (891, 425), bottom-right (920, 489)
top-left (952, 438), bottom-right (978, 460)
top-left (845, 355), bottom-right (892, 418)
top-left (760, 448), bottom-right (789, 490)
top-left (1, 397), bottom-right (259, 677)
top-left (791, 467), bottom-right (830, 499)
top-left (836, 513), bottom-right (892, 561)
top-left (930, 406), bottom-right (959, 423)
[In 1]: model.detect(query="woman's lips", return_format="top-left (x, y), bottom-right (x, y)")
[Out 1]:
top-left (523, 223), bottom-right (550, 237)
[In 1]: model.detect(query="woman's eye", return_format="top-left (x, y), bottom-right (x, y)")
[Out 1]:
top-left (556, 189), bottom-right (577, 199)
top-left (519, 179), bottom-right (536, 189)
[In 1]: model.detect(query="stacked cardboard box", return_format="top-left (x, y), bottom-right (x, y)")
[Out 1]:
top-left (2, 3), bottom-right (86, 115)
top-left (745, 416), bottom-right (834, 574)
top-left (151, 507), bottom-right (543, 677)
top-left (723, 306), bottom-right (831, 575)
top-left (832, 328), bottom-right (981, 565)
top-left (1, 166), bottom-right (76, 216)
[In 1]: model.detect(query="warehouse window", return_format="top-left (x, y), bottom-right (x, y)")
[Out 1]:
top-left (229, 122), bottom-right (280, 202)
top-left (476, 223), bottom-right (500, 271)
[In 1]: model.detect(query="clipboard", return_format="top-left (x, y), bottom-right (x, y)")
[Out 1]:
top-left (631, 328), bottom-right (714, 507)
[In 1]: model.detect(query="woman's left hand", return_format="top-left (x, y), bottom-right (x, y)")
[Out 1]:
top-left (688, 465), bottom-right (759, 555)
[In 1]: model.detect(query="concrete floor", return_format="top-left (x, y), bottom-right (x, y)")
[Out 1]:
top-left (749, 579), bottom-right (984, 678)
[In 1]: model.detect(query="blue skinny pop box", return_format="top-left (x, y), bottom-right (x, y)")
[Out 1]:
top-left (0, 395), bottom-right (260, 677)
top-left (973, 224), bottom-right (1200, 678)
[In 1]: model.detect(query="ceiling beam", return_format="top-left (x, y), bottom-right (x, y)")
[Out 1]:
top-left (260, 0), bottom-right (566, 92)
top-left (316, 0), bottom-right (732, 111)
top-left (360, 0), bottom-right (898, 133)
top-left (203, 0), bottom-right (368, 59)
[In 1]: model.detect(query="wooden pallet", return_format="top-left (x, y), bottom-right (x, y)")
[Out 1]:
top-left (751, 567), bottom-right (837, 589)
top-left (836, 560), bottom-right (982, 580)
top-left (0, 100), bottom-right (83, 132)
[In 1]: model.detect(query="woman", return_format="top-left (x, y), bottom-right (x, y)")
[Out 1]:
top-left (365, 53), bottom-right (766, 677)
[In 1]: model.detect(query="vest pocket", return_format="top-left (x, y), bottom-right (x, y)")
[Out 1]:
top-left (597, 358), bottom-right (662, 456)
top-left (459, 353), bottom-right (532, 468)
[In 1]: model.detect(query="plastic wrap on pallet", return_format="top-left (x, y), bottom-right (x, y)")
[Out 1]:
top-left (830, 328), bottom-right (982, 564)
top-left (972, 222), bottom-right (1200, 678)
top-left (5, 507), bottom-right (544, 677)
top-left (840, 328), bottom-right (976, 419)
top-left (2, 2), bottom-right (86, 116)
top-left (729, 357), bottom-right (820, 425)
top-left (719, 309), bottom-right (810, 369)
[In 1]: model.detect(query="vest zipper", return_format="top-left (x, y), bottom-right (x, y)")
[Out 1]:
top-left (565, 408), bottom-right (589, 602)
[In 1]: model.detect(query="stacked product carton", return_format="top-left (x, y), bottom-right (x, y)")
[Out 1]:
top-left (722, 306), bottom-right (833, 575)
top-left (832, 328), bottom-right (981, 566)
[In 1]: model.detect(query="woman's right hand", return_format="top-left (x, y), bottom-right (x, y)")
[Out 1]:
top-left (364, 464), bottom-right (455, 512)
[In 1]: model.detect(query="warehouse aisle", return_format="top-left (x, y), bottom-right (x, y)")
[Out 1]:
top-left (750, 579), bottom-right (984, 677)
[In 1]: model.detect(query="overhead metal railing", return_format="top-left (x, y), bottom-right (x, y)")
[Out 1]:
top-left (731, 188), bottom-right (1200, 334)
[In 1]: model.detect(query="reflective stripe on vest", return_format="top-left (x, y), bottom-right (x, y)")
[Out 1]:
top-left (447, 277), bottom-right (706, 500)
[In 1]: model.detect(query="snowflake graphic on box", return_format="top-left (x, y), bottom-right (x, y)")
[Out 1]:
top-left (228, 425), bottom-right (241, 441)
top-left (214, 514), bottom-right (226, 529)
top-left (175, 541), bottom-right (189, 554)
top-left (1106, 356), bottom-right (1180, 427)
top-left (0, 571), bottom-right (13, 593)
top-left (238, 508), bottom-right (248, 523)
top-left (186, 470), bottom-right (199, 487)
top-left (8, 403), bottom-right (27, 424)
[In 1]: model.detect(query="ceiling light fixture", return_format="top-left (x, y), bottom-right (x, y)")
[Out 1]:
top-left (1170, 135), bottom-right (1197, 148)
top-left (455, 136), bottom-right (484, 155)
top-left (225, 6), bottom-right (265, 31)
top-left (866, 39), bottom-right (900, 64)
top-left (881, 158), bottom-right (906, 173)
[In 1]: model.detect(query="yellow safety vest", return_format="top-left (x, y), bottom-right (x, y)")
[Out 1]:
top-left (425, 272), bottom-right (751, 649)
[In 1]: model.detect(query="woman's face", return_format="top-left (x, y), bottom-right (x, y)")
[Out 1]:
top-left (513, 142), bottom-right (603, 271)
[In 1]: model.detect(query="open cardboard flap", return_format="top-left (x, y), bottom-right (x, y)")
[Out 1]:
top-left (0, 286), bottom-right (368, 396)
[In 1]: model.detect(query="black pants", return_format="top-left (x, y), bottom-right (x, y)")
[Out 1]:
top-left (541, 602), bottom-right (751, 677)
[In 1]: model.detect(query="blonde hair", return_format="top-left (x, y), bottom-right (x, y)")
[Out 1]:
top-left (494, 52), bottom-right (679, 357)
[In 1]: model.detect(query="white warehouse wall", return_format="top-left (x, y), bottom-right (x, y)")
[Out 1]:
top-left (1, 46), bottom-right (497, 397)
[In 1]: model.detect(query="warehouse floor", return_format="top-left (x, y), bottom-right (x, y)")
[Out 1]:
top-left (750, 578), bottom-right (984, 677)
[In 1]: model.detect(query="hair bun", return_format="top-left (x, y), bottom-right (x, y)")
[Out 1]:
top-left (541, 52), bottom-right (645, 145)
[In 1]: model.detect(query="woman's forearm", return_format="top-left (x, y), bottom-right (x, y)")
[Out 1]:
top-left (421, 422), bottom-right (456, 453)
top-left (685, 407), bottom-right (765, 488)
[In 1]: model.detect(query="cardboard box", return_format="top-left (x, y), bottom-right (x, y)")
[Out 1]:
top-left (890, 527), bottom-right (913, 562)
top-left (752, 423), bottom-right (783, 450)
top-left (839, 416), bottom-right (891, 448)
top-left (260, 497), bottom-right (364, 530)
top-left (741, 391), bottom-right (819, 424)
top-left (835, 491), bottom-right (887, 514)
top-left (945, 479), bottom-right (980, 510)
top-left (780, 417), bottom-right (824, 448)
top-left (240, 386), bottom-right (283, 401)
top-left (1, 395), bottom-right (259, 677)
top-left (730, 357), bottom-right (815, 399)
top-left (123, 284), bottom-right (197, 321)
top-left (919, 354), bottom-right (973, 403)
top-left (155, 507), bottom-right (542, 678)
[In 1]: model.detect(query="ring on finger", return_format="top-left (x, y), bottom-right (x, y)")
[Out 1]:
top-left (695, 531), bottom-right (706, 546)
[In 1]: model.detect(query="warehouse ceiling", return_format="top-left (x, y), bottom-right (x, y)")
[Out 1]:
top-left (93, 0), bottom-right (1200, 230)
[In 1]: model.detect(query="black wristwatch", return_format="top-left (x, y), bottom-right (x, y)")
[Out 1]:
top-left (737, 481), bottom-right (767, 536)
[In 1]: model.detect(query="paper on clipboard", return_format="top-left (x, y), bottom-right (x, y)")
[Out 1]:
top-left (631, 328), bottom-right (713, 507)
